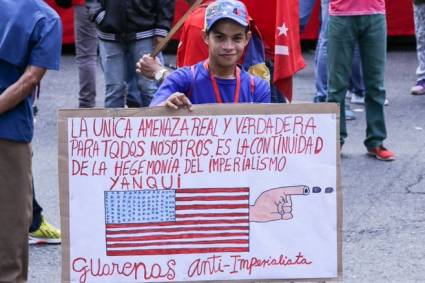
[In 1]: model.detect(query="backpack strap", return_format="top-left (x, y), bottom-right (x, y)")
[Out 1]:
top-left (187, 64), bottom-right (196, 98)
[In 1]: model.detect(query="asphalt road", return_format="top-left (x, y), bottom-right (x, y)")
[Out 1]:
top-left (28, 47), bottom-right (425, 283)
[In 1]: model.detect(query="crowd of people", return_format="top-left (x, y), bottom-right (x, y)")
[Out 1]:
top-left (0, 0), bottom-right (422, 281)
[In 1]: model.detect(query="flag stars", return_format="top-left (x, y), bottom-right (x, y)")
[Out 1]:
top-left (277, 23), bottom-right (289, 36)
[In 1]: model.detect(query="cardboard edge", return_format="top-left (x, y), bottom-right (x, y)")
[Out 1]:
top-left (335, 105), bottom-right (343, 280)
top-left (58, 110), bottom-right (71, 283)
top-left (58, 103), bottom-right (339, 118)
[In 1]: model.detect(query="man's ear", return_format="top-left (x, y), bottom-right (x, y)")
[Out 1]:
top-left (245, 31), bottom-right (252, 47)
top-left (203, 30), bottom-right (209, 45)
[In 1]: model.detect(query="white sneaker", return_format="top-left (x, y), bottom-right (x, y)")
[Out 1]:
top-left (384, 98), bottom-right (389, 106)
top-left (351, 93), bottom-right (389, 106)
top-left (351, 93), bottom-right (364, 104)
top-left (345, 91), bottom-right (353, 100)
top-left (411, 80), bottom-right (425, 95)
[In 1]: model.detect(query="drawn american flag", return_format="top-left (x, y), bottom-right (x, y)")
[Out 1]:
top-left (104, 188), bottom-right (250, 256)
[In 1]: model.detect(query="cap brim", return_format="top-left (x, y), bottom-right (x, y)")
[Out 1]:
top-left (207, 16), bottom-right (248, 31)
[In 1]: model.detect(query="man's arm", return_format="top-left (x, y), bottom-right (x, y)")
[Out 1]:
top-left (0, 66), bottom-right (46, 114)
top-left (148, 67), bottom-right (193, 109)
top-left (136, 54), bottom-right (170, 82)
top-left (86, 0), bottom-right (104, 23)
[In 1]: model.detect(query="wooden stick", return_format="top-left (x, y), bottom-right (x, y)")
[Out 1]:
top-left (150, 0), bottom-right (204, 57)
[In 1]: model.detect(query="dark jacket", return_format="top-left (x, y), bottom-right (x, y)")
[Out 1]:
top-left (86, 0), bottom-right (175, 42)
top-left (415, 0), bottom-right (425, 5)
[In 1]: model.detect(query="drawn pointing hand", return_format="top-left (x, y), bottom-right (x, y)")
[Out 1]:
top-left (249, 185), bottom-right (309, 222)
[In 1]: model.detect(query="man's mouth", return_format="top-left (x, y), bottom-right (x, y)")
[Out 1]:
top-left (220, 54), bottom-right (237, 58)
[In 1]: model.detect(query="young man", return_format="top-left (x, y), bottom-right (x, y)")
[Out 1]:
top-left (176, 0), bottom-right (269, 81)
top-left (150, 0), bottom-right (271, 109)
top-left (326, 0), bottom-right (395, 160)
top-left (0, 0), bottom-right (62, 280)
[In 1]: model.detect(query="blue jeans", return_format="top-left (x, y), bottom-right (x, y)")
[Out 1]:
top-left (414, 3), bottom-right (425, 82)
top-left (314, 0), bottom-right (365, 100)
top-left (99, 38), bottom-right (163, 108)
top-left (126, 52), bottom-right (142, 107)
top-left (299, 0), bottom-right (316, 32)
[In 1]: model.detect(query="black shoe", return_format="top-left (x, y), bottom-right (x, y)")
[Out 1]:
top-left (33, 105), bottom-right (38, 116)
top-left (126, 100), bottom-right (141, 108)
top-left (313, 95), bottom-right (327, 103)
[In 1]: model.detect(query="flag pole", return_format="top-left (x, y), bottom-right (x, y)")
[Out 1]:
top-left (150, 0), bottom-right (203, 58)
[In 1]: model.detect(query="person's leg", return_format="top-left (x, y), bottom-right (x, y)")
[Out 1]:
top-left (130, 38), bottom-right (163, 107)
top-left (350, 45), bottom-right (390, 106)
top-left (28, 175), bottom-right (61, 244)
top-left (299, 0), bottom-right (317, 32)
top-left (0, 140), bottom-right (32, 282)
top-left (358, 14), bottom-right (388, 150)
top-left (327, 15), bottom-right (356, 145)
top-left (29, 178), bottom-right (43, 232)
top-left (125, 51), bottom-right (142, 108)
top-left (412, 3), bottom-right (425, 94)
top-left (99, 40), bottom-right (127, 108)
top-left (348, 45), bottom-right (368, 105)
top-left (313, 0), bottom-right (329, 102)
top-left (349, 46), bottom-right (365, 95)
top-left (74, 5), bottom-right (98, 108)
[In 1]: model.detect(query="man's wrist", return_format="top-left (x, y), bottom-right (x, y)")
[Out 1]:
top-left (154, 68), bottom-right (169, 83)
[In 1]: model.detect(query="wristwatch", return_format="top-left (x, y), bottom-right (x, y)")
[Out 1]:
top-left (154, 68), bottom-right (168, 83)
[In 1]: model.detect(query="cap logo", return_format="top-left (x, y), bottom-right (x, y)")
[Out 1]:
top-left (205, 0), bottom-right (249, 31)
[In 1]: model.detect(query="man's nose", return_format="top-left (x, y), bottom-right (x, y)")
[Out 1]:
top-left (222, 38), bottom-right (235, 49)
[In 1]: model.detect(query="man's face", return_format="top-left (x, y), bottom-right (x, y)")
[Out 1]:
top-left (204, 20), bottom-right (251, 69)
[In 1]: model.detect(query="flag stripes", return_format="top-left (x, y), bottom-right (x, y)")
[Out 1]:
top-left (105, 188), bottom-right (250, 256)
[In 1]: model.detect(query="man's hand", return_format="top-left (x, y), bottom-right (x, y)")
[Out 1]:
top-left (250, 185), bottom-right (309, 222)
top-left (159, 92), bottom-right (193, 111)
top-left (136, 54), bottom-right (163, 79)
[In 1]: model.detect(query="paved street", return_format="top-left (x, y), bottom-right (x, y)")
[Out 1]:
top-left (28, 47), bottom-right (425, 282)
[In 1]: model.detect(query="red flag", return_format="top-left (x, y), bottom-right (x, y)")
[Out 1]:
top-left (273, 0), bottom-right (305, 102)
top-left (243, 0), bottom-right (305, 102)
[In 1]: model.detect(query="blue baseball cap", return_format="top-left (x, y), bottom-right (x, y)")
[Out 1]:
top-left (205, 0), bottom-right (249, 31)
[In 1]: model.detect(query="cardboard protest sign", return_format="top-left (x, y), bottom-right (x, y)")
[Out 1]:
top-left (58, 103), bottom-right (342, 283)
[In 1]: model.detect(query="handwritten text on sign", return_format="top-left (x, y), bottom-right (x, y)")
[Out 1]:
top-left (69, 115), bottom-right (323, 190)
top-left (66, 112), bottom-right (338, 282)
